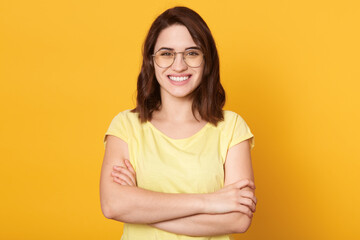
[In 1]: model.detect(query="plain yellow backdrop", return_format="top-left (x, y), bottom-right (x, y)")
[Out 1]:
top-left (1, 0), bottom-right (359, 239)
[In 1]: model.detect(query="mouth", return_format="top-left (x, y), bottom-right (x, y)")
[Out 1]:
top-left (167, 74), bottom-right (192, 82)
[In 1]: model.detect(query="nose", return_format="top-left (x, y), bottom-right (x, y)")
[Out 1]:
top-left (171, 53), bottom-right (188, 72)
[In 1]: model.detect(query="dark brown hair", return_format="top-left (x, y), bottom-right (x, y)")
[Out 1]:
top-left (131, 6), bottom-right (225, 126)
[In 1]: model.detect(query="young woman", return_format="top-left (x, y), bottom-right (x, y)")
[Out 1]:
top-left (100, 6), bottom-right (257, 240)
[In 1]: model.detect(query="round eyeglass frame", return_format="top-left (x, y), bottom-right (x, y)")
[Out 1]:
top-left (152, 49), bottom-right (205, 68)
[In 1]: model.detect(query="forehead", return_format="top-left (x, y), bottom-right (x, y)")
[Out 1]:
top-left (154, 24), bottom-right (197, 51)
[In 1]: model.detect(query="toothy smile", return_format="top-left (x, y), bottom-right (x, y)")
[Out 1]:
top-left (168, 75), bottom-right (191, 82)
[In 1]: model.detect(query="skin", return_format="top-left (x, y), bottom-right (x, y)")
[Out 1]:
top-left (112, 160), bottom-right (256, 216)
top-left (102, 136), bottom-right (256, 235)
top-left (153, 24), bottom-right (204, 101)
top-left (100, 24), bottom-right (257, 236)
top-left (148, 24), bottom-right (209, 139)
top-left (110, 138), bottom-right (257, 235)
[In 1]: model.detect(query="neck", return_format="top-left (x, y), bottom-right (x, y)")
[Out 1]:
top-left (155, 91), bottom-right (200, 123)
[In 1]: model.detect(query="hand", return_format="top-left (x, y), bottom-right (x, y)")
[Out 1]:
top-left (111, 159), bottom-right (137, 186)
top-left (206, 179), bottom-right (257, 217)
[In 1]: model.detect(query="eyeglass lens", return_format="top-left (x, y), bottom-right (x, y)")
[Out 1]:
top-left (154, 49), bottom-right (203, 68)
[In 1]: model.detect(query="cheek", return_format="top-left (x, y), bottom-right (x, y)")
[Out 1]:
top-left (154, 67), bottom-right (167, 82)
top-left (196, 67), bottom-right (204, 79)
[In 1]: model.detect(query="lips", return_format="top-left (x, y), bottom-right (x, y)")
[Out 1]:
top-left (167, 74), bottom-right (192, 82)
top-left (167, 74), bottom-right (192, 85)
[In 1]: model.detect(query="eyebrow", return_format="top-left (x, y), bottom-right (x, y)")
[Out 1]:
top-left (157, 46), bottom-right (201, 51)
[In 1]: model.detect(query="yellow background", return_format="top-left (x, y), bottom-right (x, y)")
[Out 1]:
top-left (1, 0), bottom-right (359, 239)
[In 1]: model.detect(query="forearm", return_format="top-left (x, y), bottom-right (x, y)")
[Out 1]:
top-left (103, 164), bottom-right (256, 226)
top-left (105, 185), bottom-right (206, 224)
top-left (149, 212), bottom-right (252, 236)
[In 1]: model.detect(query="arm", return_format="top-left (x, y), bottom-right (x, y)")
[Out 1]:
top-left (100, 135), bottom-right (205, 224)
top-left (222, 138), bottom-right (256, 233)
top-left (149, 211), bottom-right (252, 236)
top-left (148, 139), bottom-right (257, 235)
top-left (100, 135), bottom-right (254, 224)
top-left (112, 139), bottom-right (257, 236)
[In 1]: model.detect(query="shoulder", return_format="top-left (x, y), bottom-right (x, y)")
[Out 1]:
top-left (114, 109), bottom-right (137, 118)
top-left (106, 109), bottom-right (142, 134)
top-left (223, 110), bottom-right (242, 120)
top-left (112, 109), bottom-right (140, 123)
top-left (104, 109), bottom-right (142, 144)
top-left (217, 110), bottom-right (245, 128)
top-left (224, 110), bottom-right (248, 120)
top-left (216, 110), bottom-right (252, 137)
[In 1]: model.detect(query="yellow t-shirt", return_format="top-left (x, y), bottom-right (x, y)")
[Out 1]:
top-left (103, 109), bottom-right (255, 240)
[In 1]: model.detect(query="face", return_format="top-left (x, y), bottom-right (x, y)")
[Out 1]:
top-left (153, 24), bottom-right (204, 100)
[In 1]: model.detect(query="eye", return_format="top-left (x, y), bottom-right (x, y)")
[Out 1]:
top-left (186, 50), bottom-right (201, 56)
top-left (159, 51), bottom-right (174, 57)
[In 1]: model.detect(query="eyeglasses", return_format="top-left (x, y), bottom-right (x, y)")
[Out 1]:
top-left (152, 49), bottom-right (204, 68)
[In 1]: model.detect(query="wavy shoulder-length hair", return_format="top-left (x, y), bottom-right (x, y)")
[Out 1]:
top-left (131, 6), bottom-right (225, 126)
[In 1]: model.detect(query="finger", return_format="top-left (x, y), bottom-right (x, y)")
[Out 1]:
top-left (237, 204), bottom-right (253, 218)
top-left (120, 167), bottom-right (136, 185)
top-left (113, 164), bottom-right (126, 170)
top-left (124, 160), bottom-right (137, 185)
top-left (240, 190), bottom-right (257, 205)
top-left (113, 177), bottom-right (126, 185)
top-left (239, 198), bottom-right (256, 212)
top-left (234, 179), bottom-right (254, 189)
top-left (114, 166), bottom-right (136, 186)
top-left (234, 179), bottom-right (256, 190)
top-left (113, 177), bottom-right (132, 186)
top-left (111, 171), bottom-right (135, 186)
top-left (116, 173), bottom-right (134, 186)
top-left (125, 159), bottom-right (136, 175)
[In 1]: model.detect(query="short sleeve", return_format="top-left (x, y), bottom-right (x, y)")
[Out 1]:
top-left (103, 112), bottom-right (128, 149)
top-left (229, 114), bottom-right (255, 150)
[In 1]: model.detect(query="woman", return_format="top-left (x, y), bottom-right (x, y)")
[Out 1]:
top-left (100, 6), bottom-right (257, 240)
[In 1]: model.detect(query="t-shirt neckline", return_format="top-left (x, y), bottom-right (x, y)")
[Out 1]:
top-left (146, 121), bottom-right (210, 141)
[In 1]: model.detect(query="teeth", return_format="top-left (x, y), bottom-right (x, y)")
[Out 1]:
top-left (169, 76), bottom-right (190, 81)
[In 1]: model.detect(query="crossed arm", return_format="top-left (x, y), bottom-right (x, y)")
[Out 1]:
top-left (100, 135), bottom-right (257, 236)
